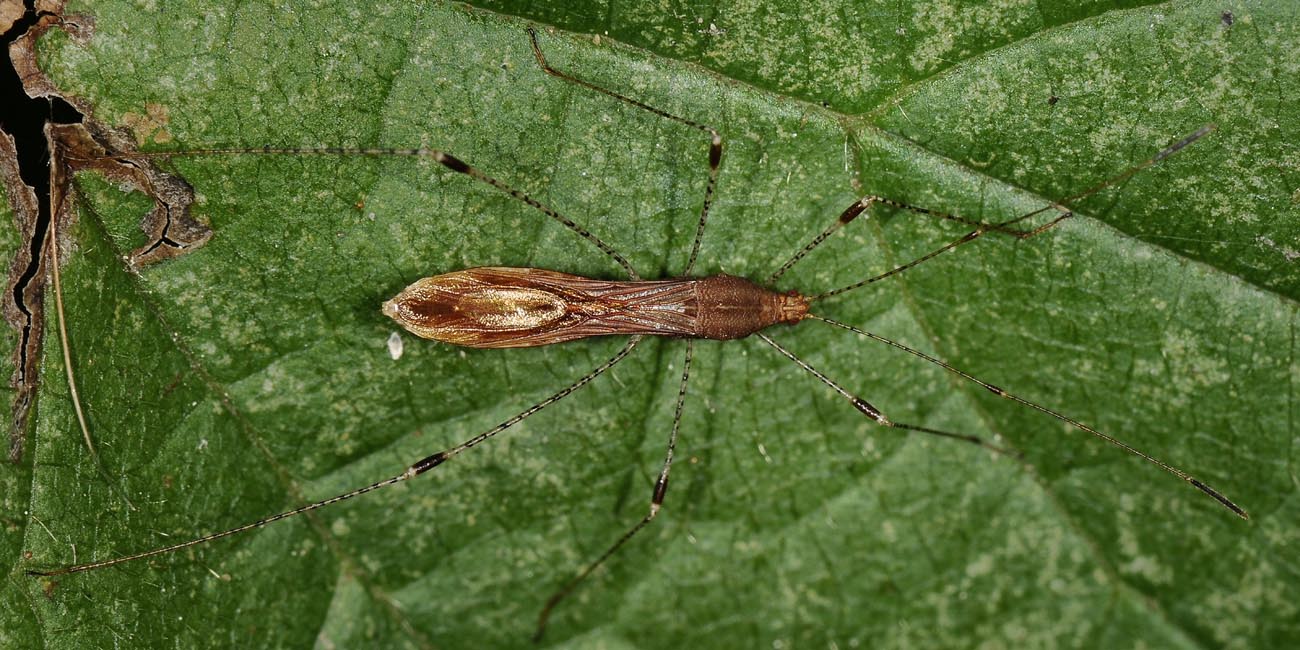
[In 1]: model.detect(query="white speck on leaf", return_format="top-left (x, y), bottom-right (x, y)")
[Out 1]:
top-left (387, 331), bottom-right (404, 360)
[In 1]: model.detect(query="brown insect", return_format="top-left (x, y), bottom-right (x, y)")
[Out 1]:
top-left (382, 267), bottom-right (809, 348)
top-left (28, 28), bottom-right (1246, 641)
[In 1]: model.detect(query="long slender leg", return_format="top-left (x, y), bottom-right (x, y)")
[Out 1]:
top-left (528, 28), bottom-right (723, 276)
top-left (791, 317), bottom-right (1248, 519)
top-left (27, 337), bottom-right (643, 577)
top-left (757, 333), bottom-right (1014, 455)
top-left (812, 226), bottom-right (990, 301)
top-left (768, 125), bottom-right (1217, 288)
top-left (533, 340), bottom-right (696, 642)
top-left (134, 145), bottom-right (640, 280)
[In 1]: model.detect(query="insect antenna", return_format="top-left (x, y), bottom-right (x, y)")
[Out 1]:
top-left (768, 125), bottom-right (1217, 300)
top-left (26, 337), bottom-right (642, 577)
top-left (802, 314), bottom-right (1248, 519)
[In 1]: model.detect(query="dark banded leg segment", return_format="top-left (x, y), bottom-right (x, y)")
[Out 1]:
top-left (533, 340), bottom-right (696, 642)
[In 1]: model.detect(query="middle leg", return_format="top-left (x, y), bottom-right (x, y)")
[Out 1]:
top-left (528, 28), bottom-right (723, 276)
top-left (533, 339), bottom-right (696, 641)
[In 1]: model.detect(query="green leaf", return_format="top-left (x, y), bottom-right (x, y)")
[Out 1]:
top-left (9, 1), bottom-right (1296, 648)
top-left (0, 163), bottom-right (41, 650)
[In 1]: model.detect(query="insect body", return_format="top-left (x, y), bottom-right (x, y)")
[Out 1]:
top-left (383, 266), bottom-right (809, 348)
